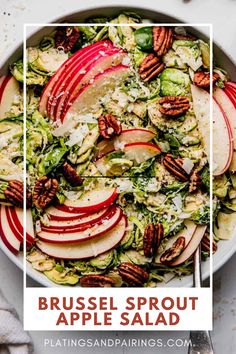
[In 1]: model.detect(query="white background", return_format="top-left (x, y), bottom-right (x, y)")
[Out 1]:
top-left (0, 0), bottom-right (236, 353)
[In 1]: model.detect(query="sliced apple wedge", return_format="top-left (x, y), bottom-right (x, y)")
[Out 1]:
top-left (0, 76), bottom-right (20, 118)
top-left (124, 142), bottom-right (161, 164)
top-left (154, 220), bottom-right (197, 264)
top-left (214, 87), bottom-right (236, 172)
top-left (60, 188), bottom-right (118, 213)
top-left (10, 207), bottom-right (35, 244)
top-left (38, 206), bottom-right (123, 243)
top-left (57, 49), bottom-right (127, 122)
top-left (47, 205), bottom-right (89, 221)
top-left (224, 87), bottom-right (236, 109)
top-left (44, 206), bottom-right (110, 230)
top-left (61, 64), bottom-right (130, 129)
top-left (36, 216), bottom-right (127, 259)
top-left (0, 205), bottom-right (21, 254)
top-left (95, 128), bottom-right (156, 159)
top-left (225, 81), bottom-right (236, 92)
top-left (5, 206), bottom-right (23, 243)
top-left (170, 225), bottom-right (207, 266)
top-left (39, 40), bottom-right (113, 116)
top-left (191, 84), bottom-right (233, 175)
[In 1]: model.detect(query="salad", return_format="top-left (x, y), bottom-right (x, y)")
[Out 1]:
top-left (0, 12), bottom-right (236, 287)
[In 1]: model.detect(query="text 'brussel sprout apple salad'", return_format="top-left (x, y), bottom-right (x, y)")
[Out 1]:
top-left (0, 13), bottom-right (236, 287)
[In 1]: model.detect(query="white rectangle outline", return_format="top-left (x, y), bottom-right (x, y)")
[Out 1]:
top-left (23, 22), bottom-right (213, 329)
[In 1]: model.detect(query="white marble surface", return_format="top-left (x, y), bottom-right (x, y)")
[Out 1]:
top-left (0, 0), bottom-right (236, 353)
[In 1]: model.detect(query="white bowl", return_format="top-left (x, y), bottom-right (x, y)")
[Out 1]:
top-left (0, 6), bottom-right (235, 287)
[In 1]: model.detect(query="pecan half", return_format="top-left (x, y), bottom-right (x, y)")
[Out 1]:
top-left (62, 162), bottom-right (83, 187)
top-left (118, 263), bottom-right (149, 287)
top-left (163, 154), bottom-right (189, 181)
top-left (55, 26), bottom-right (80, 53)
top-left (143, 223), bottom-right (164, 258)
top-left (153, 26), bottom-right (173, 57)
top-left (201, 232), bottom-right (217, 254)
top-left (139, 53), bottom-right (165, 82)
top-left (4, 180), bottom-right (31, 208)
top-left (193, 71), bottom-right (219, 88)
top-left (33, 176), bottom-right (58, 209)
top-left (189, 170), bottom-right (202, 193)
top-left (80, 275), bottom-right (116, 288)
top-left (160, 236), bottom-right (185, 264)
top-left (159, 96), bottom-right (190, 117)
top-left (98, 114), bottom-right (122, 139)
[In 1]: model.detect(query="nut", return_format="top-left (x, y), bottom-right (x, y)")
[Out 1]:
top-left (189, 170), bottom-right (202, 193)
top-left (80, 275), bottom-right (116, 288)
top-left (193, 71), bottom-right (219, 88)
top-left (62, 162), bottom-right (83, 187)
top-left (33, 176), bottom-right (58, 209)
top-left (160, 237), bottom-right (185, 264)
top-left (163, 154), bottom-right (189, 182)
top-left (143, 223), bottom-right (164, 258)
top-left (55, 26), bottom-right (80, 53)
top-left (139, 53), bottom-right (165, 82)
top-left (201, 232), bottom-right (217, 254)
top-left (118, 262), bottom-right (149, 287)
top-left (153, 26), bottom-right (173, 57)
top-left (159, 96), bottom-right (190, 117)
top-left (4, 180), bottom-right (32, 208)
top-left (98, 114), bottom-right (122, 139)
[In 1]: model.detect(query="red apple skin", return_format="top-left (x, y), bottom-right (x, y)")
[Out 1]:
top-left (0, 76), bottom-right (11, 102)
top-left (48, 41), bottom-right (114, 119)
top-left (0, 206), bottom-right (20, 254)
top-left (224, 87), bottom-right (236, 108)
top-left (95, 128), bottom-right (156, 160)
top-left (38, 206), bottom-right (123, 244)
top-left (62, 64), bottom-right (129, 123)
top-left (5, 206), bottom-right (23, 243)
top-left (225, 82), bottom-right (236, 92)
top-left (9, 208), bottom-right (35, 244)
top-left (59, 189), bottom-right (118, 213)
top-left (39, 40), bottom-right (113, 116)
top-left (42, 205), bottom-right (116, 233)
top-left (36, 215), bottom-right (127, 260)
top-left (213, 97), bottom-right (233, 176)
top-left (58, 48), bottom-right (125, 121)
top-left (169, 226), bottom-right (207, 266)
top-left (47, 206), bottom-right (90, 221)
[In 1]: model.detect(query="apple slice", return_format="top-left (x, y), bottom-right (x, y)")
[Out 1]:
top-left (124, 142), bottom-right (161, 164)
top-left (36, 215), bottom-right (127, 259)
top-left (0, 76), bottom-right (20, 118)
top-left (224, 87), bottom-right (236, 108)
top-left (47, 205), bottom-right (89, 221)
top-left (56, 49), bottom-right (127, 122)
top-left (48, 41), bottom-right (119, 120)
top-left (95, 128), bottom-right (156, 159)
top-left (0, 205), bottom-right (21, 254)
top-left (225, 81), bottom-right (236, 92)
top-left (154, 220), bottom-right (197, 264)
top-left (59, 188), bottom-right (118, 213)
top-left (60, 65), bottom-right (130, 131)
top-left (9, 207), bottom-right (35, 244)
top-left (38, 206), bottom-right (123, 243)
top-left (170, 225), bottom-right (207, 266)
top-left (191, 84), bottom-right (233, 175)
top-left (214, 87), bottom-right (236, 172)
top-left (44, 206), bottom-right (110, 230)
top-left (39, 40), bottom-right (113, 116)
top-left (5, 206), bottom-right (23, 243)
